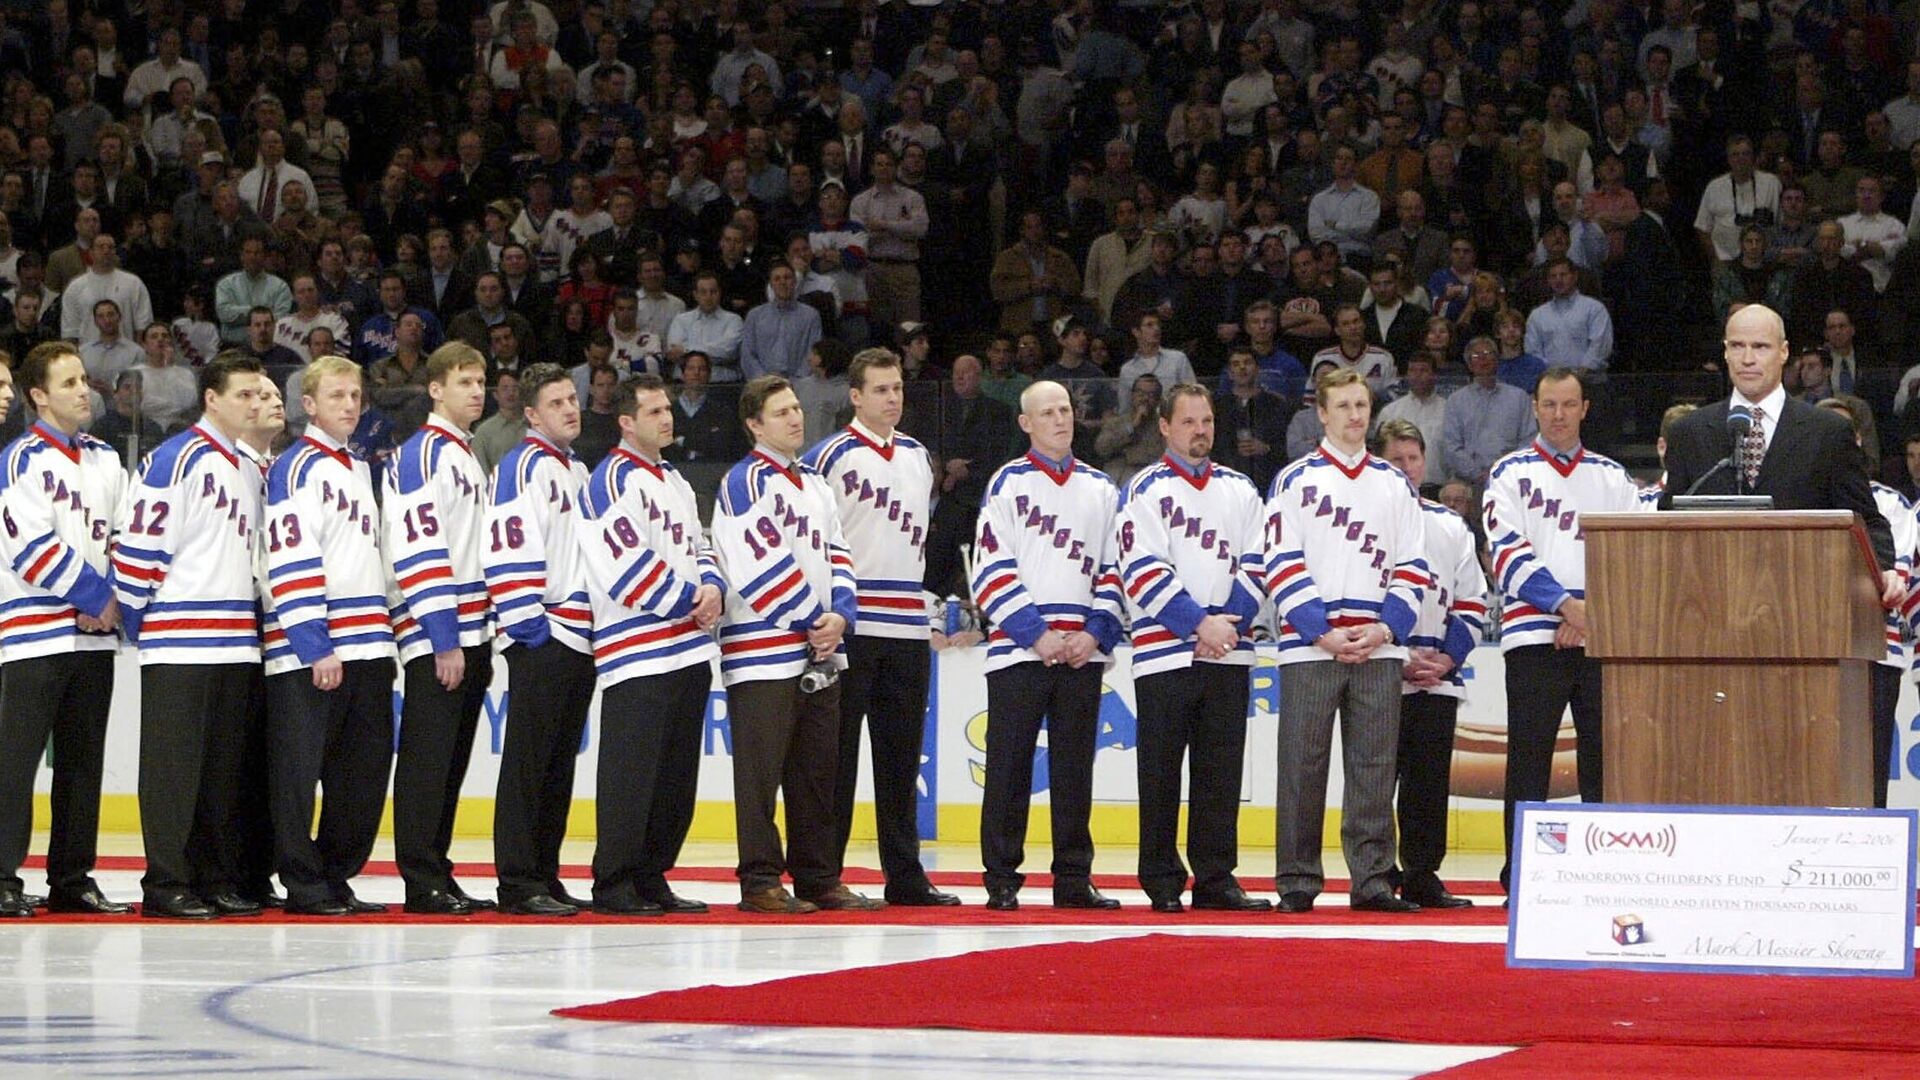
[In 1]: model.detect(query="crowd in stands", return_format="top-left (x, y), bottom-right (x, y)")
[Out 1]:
top-left (10, 0), bottom-right (1920, 591)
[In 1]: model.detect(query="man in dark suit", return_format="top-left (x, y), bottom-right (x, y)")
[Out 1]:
top-left (411, 229), bottom-right (476, 325)
top-left (1662, 304), bottom-right (1899, 588)
top-left (922, 354), bottom-right (1019, 598)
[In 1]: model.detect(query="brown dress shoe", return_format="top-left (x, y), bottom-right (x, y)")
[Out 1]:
top-left (806, 884), bottom-right (888, 911)
top-left (737, 887), bottom-right (819, 914)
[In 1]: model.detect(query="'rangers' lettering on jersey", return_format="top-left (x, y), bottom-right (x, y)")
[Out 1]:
top-left (386, 414), bottom-right (494, 664)
top-left (1118, 454), bottom-right (1267, 676)
top-left (1483, 442), bottom-right (1646, 650)
top-left (578, 447), bottom-right (723, 686)
top-left (112, 423), bottom-right (262, 665)
top-left (483, 432), bottom-right (593, 654)
top-left (970, 452), bottom-right (1126, 674)
top-left (713, 449), bottom-right (858, 685)
top-left (0, 423), bottom-right (125, 661)
top-left (802, 420), bottom-right (934, 640)
top-left (262, 430), bottom-right (397, 675)
top-left (1262, 442), bottom-right (1430, 663)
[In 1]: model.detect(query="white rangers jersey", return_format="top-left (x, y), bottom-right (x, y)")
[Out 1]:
top-left (386, 414), bottom-right (494, 666)
top-left (1402, 498), bottom-right (1489, 699)
top-left (610, 323), bottom-right (664, 377)
top-left (577, 446), bottom-right (722, 686)
top-left (1483, 442), bottom-right (1646, 650)
top-left (542, 208), bottom-right (611, 283)
top-left (1117, 454), bottom-right (1267, 677)
top-left (1312, 343), bottom-right (1397, 395)
top-left (713, 449), bottom-right (858, 686)
top-left (112, 423), bottom-right (263, 665)
top-left (484, 431), bottom-right (593, 654)
top-left (239, 441), bottom-right (279, 665)
top-left (1873, 482), bottom-right (1914, 669)
top-left (1262, 441), bottom-right (1430, 665)
top-left (970, 452), bottom-right (1126, 675)
top-left (802, 420), bottom-right (933, 641)
top-left (0, 423), bottom-right (126, 661)
top-left (262, 430), bottom-right (397, 675)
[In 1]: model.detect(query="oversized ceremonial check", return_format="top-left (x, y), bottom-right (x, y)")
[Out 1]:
top-left (1508, 804), bottom-right (1918, 977)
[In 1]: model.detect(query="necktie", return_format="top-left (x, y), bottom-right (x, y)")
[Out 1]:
top-left (1651, 86), bottom-right (1666, 125)
top-left (1837, 357), bottom-right (1854, 395)
top-left (848, 136), bottom-right (861, 181)
top-left (259, 165), bottom-right (277, 220)
top-left (1742, 406), bottom-right (1766, 488)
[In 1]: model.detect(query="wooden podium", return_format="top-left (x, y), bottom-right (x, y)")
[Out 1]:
top-left (1582, 510), bottom-right (1883, 807)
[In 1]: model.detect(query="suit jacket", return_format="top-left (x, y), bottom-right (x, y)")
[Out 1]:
top-left (988, 243), bottom-right (1082, 333)
top-left (411, 267), bottom-right (478, 324)
top-left (1661, 396), bottom-right (1894, 570)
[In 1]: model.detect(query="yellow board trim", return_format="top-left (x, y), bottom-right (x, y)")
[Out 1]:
top-left (70, 795), bottom-right (1509, 853)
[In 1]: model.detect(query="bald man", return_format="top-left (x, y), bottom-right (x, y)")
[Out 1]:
top-left (1661, 304), bottom-right (1897, 589)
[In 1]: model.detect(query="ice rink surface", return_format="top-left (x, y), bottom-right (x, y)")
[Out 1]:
top-left (0, 843), bottom-right (1515, 1079)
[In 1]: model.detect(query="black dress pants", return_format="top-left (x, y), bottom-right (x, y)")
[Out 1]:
top-left (393, 645), bottom-right (495, 897)
top-left (1870, 661), bottom-right (1902, 809)
top-left (0, 652), bottom-right (114, 894)
top-left (237, 665), bottom-right (277, 900)
top-left (831, 634), bottom-right (933, 891)
top-left (980, 661), bottom-right (1102, 893)
top-left (1134, 662), bottom-right (1250, 901)
top-left (267, 658), bottom-right (397, 907)
top-left (1395, 690), bottom-right (1459, 890)
top-left (593, 662), bottom-right (710, 904)
top-left (139, 663), bottom-right (257, 900)
top-left (494, 640), bottom-right (595, 905)
top-left (1502, 645), bottom-right (1602, 889)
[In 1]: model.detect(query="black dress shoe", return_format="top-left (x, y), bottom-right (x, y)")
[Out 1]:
top-left (404, 890), bottom-right (474, 915)
top-left (1401, 885), bottom-right (1474, 909)
top-left (548, 887), bottom-right (588, 910)
top-left (285, 898), bottom-right (353, 916)
top-left (501, 894), bottom-right (579, 916)
top-left (984, 886), bottom-right (1019, 911)
top-left (644, 891), bottom-right (709, 914)
top-left (46, 887), bottom-right (132, 915)
top-left (344, 896), bottom-right (388, 914)
top-left (886, 887), bottom-right (962, 907)
top-left (450, 884), bottom-right (496, 911)
top-left (1350, 894), bottom-right (1422, 913)
top-left (1276, 891), bottom-right (1316, 913)
top-left (1053, 884), bottom-right (1121, 910)
top-left (25, 893), bottom-right (44, 908)
top-left (202, 891), bottom-right (264, 916)
top-left (595, 895), bottom-right (665, 916)
top-left (143, 895), bottom-right (219, 920)
top-left (0, 890), bottom-right (35, 918)
top-left (1149, 895), bottom-right (1184, 913)
top-left (1192, 886), bottom-right (1273, 912)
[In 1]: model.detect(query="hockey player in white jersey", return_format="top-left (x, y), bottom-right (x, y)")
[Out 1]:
top-left (386, 343), bottom-right (498, 914)
top-left (971, 380), bottom-right (1127, 912)
top-left (261, 355), bottom-right (398, 915)
top-left (1263, 366), bottom-right (1431, 914)
top-left (577, 372), bottom-right (724, 916)
top-left (113, 352), bottom-right (266, 919)
top-left (1377, 417), bottom-right (1487, 909)
top-left (802, 348), bottom-right (956, 907)
top-left (483, 362), bottom-right (595, 916)
top-left (713, 375), bottom-right (870, 914)
top-left (1817, 397), bottom-right (1915, 809)
top-left (1483, 367), bottom-right (1647, 892)
top-left (0, 342), bottom-right (131, 917)
top-left (1117, 383), bottom-right (1271, 914)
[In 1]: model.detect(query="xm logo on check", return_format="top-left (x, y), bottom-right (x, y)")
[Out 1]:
top-left (1586, 823), bottom-right (1679, 857)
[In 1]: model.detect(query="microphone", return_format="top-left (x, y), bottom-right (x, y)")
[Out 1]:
top-left (1680, 406), bottom-right (1753, 498)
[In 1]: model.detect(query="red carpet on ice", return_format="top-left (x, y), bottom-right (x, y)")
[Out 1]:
top-left (554, 934), bottom-right (1920, 1055)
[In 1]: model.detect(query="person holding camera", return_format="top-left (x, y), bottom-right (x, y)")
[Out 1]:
top-left (714, 375), bottom-right (875, 914)
top-left (1694, 134), bottom-right (1781, 266)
